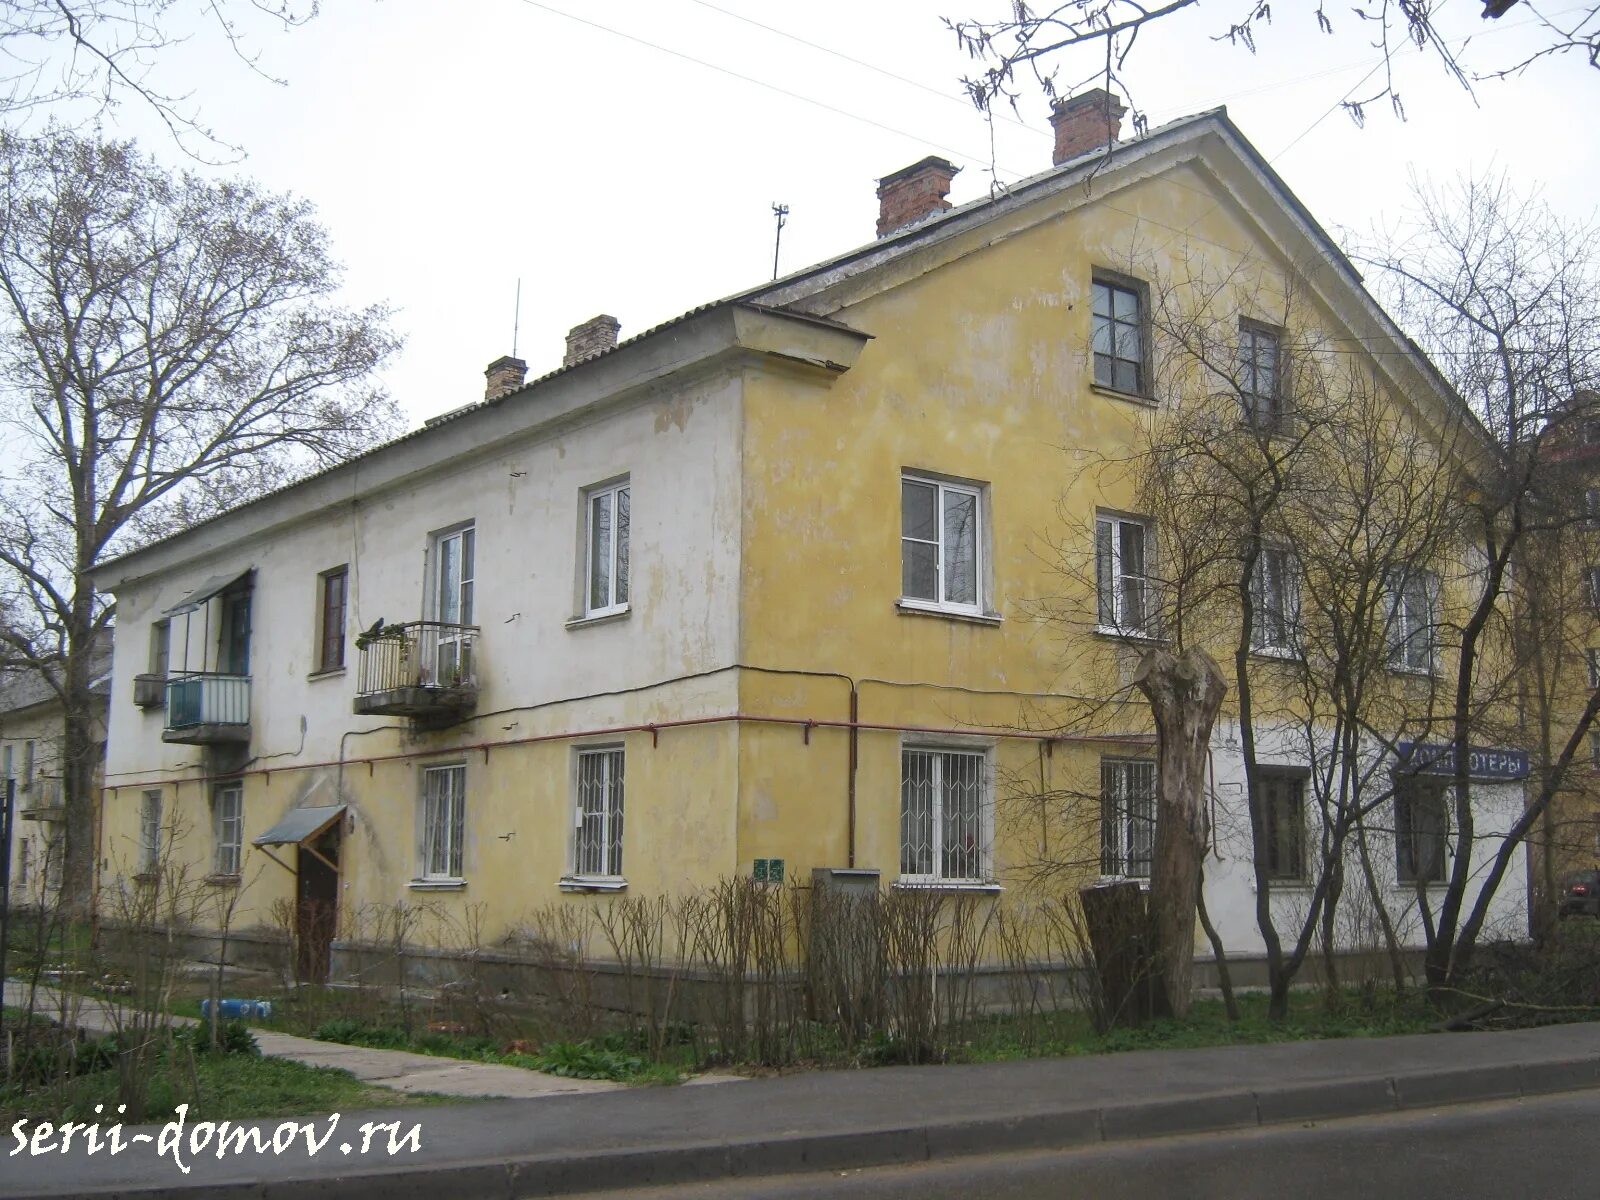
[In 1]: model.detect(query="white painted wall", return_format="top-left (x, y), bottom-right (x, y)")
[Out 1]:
top-left (1202, 719), bottom-right (1529, 961)
top-left (101, 369), bottom-right (746, 791)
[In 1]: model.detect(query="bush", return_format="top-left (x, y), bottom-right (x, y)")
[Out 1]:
top-left (534, 1040), bottom-right (645, 1080)
top-left (175, 1020), bottom-right (260, 1057)
top-left (311, 1018), bottom-right (408, 1048)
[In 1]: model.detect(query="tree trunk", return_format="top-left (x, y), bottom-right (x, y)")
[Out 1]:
top-left (59, 602), bottom-right (100, 918)
top-left (1134, 647), bottom-right (1227, 1019)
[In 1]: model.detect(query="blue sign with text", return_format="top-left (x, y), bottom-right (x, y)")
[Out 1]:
top-left (1395, 742), bottom-right (1530, 782)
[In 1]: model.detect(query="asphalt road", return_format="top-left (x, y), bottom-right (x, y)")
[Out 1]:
top-left (587, 1089), bottom-right (1600, 1200)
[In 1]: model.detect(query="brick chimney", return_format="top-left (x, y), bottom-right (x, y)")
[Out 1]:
top-left (1049, 88), bottom-right (1128, 166)
top-left (876, 156), bottom-right (960, 239)
top-left (483, 354), bottom-right (527, 401)
top-left (563, 314), bottom-right (621, 367)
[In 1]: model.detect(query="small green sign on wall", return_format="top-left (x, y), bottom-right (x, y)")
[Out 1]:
top-left (753, 857), bottom-right (786, 884)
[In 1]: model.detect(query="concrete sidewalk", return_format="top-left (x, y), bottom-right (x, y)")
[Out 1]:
top-left (2, 979), bottom-right (628, 1099)
top-left (6, 1017), bottom-right (1600, 1199)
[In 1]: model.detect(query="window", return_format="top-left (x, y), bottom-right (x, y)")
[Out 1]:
top-left (1257, 771), bottom-right (1306, 881)
top-left (574, 747), bottom-right (625, 878)
top-left (20, 740), bottom-right (34, 791)
top-left (584, 481), bottom-right (630, 617)
top-left (1, 744), bottom-right (10, 788)
top-left (149, 620), bottom-right (170, 677)
top-left (431, 525), bottom-right (475, 685)
top-left (420, 764), bottom-right (466, 880)
top-left (1589, 566), bottom-right (1600, 611)
top-left (1101, 758), bottom-right (1156, 878)
top-left (1588, 649), bottom-right (1600, 690)
top-left (1592, 730), bottom-right (1600, 768)
top-left (1251, 546), bottom-right (1299, 653)
top-left (1586, 489), bottom-right (1600, 528)
top-left (316, 566), bottom-right (348, 673)
top-left (1585, 419), bottom-right (1600, 447)
top-left (901, 475), bottom-right (984, 615)
top-left (1395, 780), bottom-right (1449, 885)
top-left (1238, 323), bottom-right (1282, 428)
top-left (1387, 568), bottom-right (1438, 673)
top-left (1096, 514), bottom-right (1153, 634)
top-left (900, 747), bottom-right (990, 883)
top-left (17, 837), bottom-right (28, 889)
top-left (1091, 276), bottom-right (1146, 395)
top-left (219, 587), bottom-right (251, 675)
top-left (139, 790), bottom-right (162, 874)
top-left (213, 782), bottom-right (243, 876)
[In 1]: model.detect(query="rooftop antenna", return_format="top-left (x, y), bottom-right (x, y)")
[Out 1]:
top-left (511, 278), bottom-right (522, 358)
top-left (771, 203), bottom-right (789, 281)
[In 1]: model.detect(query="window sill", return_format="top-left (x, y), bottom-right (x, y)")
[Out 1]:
top-left (559, 876), bottom-right (629, 893)
top-left (1090, 383), bottom-right (1157, 408)
top-left (204, 873), bottom-right (241, 888)
top-left (566, 607), bottom-right (630, 631)
top-left (1388, 664), bottom-right (1441, 680)
top-left (409, 878), bottom-right (466, 891)
top-left (307, 666), bottom-right (347, 682)
top-left (893, 880), bottom-right (1003, 895)
top-left (1249, 646), bottom-right (1303, 663)
top-left (132, 871), bottom-right (161, 886)
top-left (895, 601), bottom-right (1002, 627)
top-left (1093, 626), bottom-right (1166, 645)
top-left (1251, 878), bottom-right (1313, 893)
top-left (1094, 875), bottom-right (1151, 891)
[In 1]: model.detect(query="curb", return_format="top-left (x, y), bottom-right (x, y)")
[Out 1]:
top-left (10, 1055), bottom-right (1600, 1199)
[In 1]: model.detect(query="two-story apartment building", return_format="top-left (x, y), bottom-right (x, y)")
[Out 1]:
top-left (89, 94), bottom-right (1527, 981)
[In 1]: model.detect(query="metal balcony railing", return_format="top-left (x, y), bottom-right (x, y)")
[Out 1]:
top-left (165, 672), bottom-right (251, 732)
top-left (355, 621), bottom-right (479, 701)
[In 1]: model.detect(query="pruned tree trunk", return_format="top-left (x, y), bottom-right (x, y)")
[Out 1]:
top-left (1134, 646), bottom-right (1227, 1019)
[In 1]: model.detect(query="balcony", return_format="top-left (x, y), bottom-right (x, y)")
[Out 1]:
top-left (19, 777), bottom-right (65, 823)
top-left (353, 621), bottom-right (479, 720)
top-left (163, 672), bottom-right (251, 744)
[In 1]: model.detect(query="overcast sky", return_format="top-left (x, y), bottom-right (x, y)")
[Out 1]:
top-left (47, 0), bottom-right (1600, 428)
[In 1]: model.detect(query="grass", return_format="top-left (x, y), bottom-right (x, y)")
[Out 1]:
top-left (0, 1046), bottom-right (445, 1126)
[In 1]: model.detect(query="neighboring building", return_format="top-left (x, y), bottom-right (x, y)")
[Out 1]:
top-left (89, 94), bottom-right (1528, 981)
top-left (2, 644), bottom-right (111, 909)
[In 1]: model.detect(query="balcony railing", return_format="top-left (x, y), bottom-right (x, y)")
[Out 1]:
top-left (163, 672), bottom-right (251, 744)
top-left (353, 621), bottom-right (479, 719)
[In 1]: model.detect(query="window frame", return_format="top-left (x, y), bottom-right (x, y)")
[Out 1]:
top-left (1101, 757), bottom-right (1157, 880)
top-left (572, 745), bottom-right (626, 882)
top-left (582, 480), bottom-right (631, 619)
top-left (1250, 544), bottom-right (1301, 655)
top-left (1090, 272), bottom-right (1150, 398)
top-left (315, 565), bottom-right (349, 674)
top-left (1255, 768), bottom-right (1307, 882)
top-left (419, 763), bottom-right (467, 882)
top-left (1095, 513), bottom-right (1155, 636)
top-left (212, 781), bottom-right (244, 877)
top-left (139, 789), bottom-right (163, 875)
top-left (899, 473), bottom-right (988, 617)
top-left (1394, 778), bottom-right (1451, 886)
top-left (149, 619), bottom-right (171, 677)
top-left (899, 744), bottom-right (994, 886)
top-left (1387, 566), bottom-right (1439, 674)
top-left (1237, 319), bottom-right (1285, 429)
top-left (1588, 648), bottom-right (1600, 690)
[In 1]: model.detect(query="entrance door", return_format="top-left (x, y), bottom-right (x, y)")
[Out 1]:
top-left (295, 828), bottom-right (339, 984)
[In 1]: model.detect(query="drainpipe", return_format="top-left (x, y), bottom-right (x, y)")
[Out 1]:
top-left (848, 684), bottom-right (859, 868)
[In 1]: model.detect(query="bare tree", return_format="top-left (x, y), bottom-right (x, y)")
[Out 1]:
top-left (0, 125), bottom-right (401, 915)
top-left (1360, 176), bottom-right (1600, 986)
top-left (1, 1), bottom-right (320, 158)
top-left (947, 1), bottom-right (1595, 130)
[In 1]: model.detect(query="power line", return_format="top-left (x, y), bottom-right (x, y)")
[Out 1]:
top-left (515, 0), bottom-right (1025, 175)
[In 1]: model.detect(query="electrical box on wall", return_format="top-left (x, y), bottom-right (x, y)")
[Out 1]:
top-left (811, 867), bottom-right (880, 895)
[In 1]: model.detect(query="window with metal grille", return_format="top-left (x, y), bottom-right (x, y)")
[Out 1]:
top-left (1091, 277), bottom-right (1146, 395)
top-left (584, 481), bottom-right (630, 617)
top-left (139, 789), bottom-right (162, 874)
top-left (1101, 758), bottom-right (1156, 878)
top-left (901, 475), bottom-right (984, 614)
top-left (1096, 514), bottom-right (1153, 633)
top-left (1251, 546), bottom-right (1300, 653)
top-left (1395, 780), bottom-right (1449, 885)
top-left (900, 747), bottom-right (989, 883)
top-left (421, 764), bottom-right (466, 880)
top-left (575, 747), bottom-right (625, 878)
top-left (213, 782), bottom-right (243, 876)
top-left (1256, 771), bottom-right (1306, 881)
